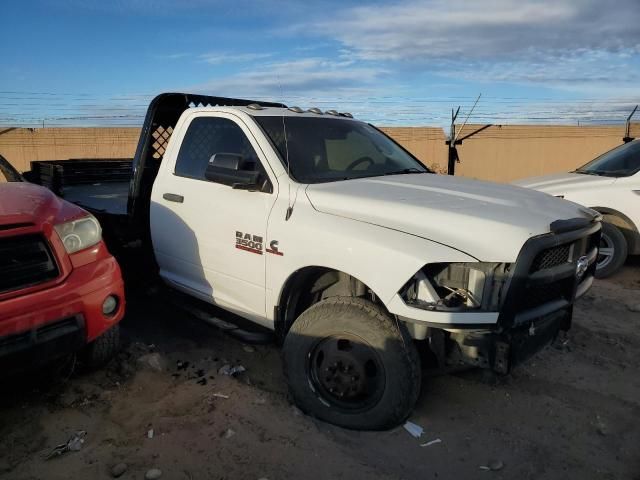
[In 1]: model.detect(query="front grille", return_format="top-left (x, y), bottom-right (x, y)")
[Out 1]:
top-left (0, 234), bottom-right (59, 294)
top-left (502, 221), bottom-right (600, 327)
top-left (522, 277), bottom-right (575, 310)
top-left (530, 244), bottom-right (571, 272)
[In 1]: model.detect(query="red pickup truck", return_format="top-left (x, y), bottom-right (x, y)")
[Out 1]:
top-left (0, 155), bottom-right (124, 374)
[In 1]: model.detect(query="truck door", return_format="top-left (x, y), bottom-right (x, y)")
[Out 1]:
top-left (150, 114), bottom-right (277, 321)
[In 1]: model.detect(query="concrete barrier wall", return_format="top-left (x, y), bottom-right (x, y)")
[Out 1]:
top-left (0, 127), bottom-right (140, 173)
top-left (1, 124), bottom-right (638, 182)
top-left (453, 124), bottom-right (640, 182)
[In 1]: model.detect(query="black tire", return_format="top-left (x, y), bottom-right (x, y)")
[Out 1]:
top-left (595, 223), bottom-right (628, 278)
top-left (81, 324), bottom-right (120, 370)
top-left (282, 297), bottom-right (421, 430)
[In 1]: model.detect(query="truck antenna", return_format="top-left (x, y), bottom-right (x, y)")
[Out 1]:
top-left (279, 77), bottom-right (297, 221)
top-left (623, 104), bottom-right (638, 143)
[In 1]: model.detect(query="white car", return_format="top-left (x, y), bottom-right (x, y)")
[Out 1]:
top-left (514, 140), bottom-right (640, 277)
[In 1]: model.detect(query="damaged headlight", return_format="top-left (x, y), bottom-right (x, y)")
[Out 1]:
top-left (401, 262), bottom-right (512, 312)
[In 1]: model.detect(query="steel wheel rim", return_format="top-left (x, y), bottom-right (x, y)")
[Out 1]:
top-left (308, 334), bottom-right (386, 412)
top-left (597, 233), bottom-right (615, 271)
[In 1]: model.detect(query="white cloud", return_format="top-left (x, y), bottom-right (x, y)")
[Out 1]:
top-left (441, 48), bottom-right (640, 90)
top-left (305, 0), bottom-right (640, 62)
top-left (155, 53), bottom-right (192, 60)
top-left (293, 0), bottom-right (640, 90)
top-left (199, 52), bottom-right (274, 65)
top-left (190, 57), bottom-right (388, 97)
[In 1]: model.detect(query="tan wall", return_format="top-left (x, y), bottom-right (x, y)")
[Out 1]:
top-left (1, 124), bottom-right (639, 182)
top-left (452, 123), bottom-right (640, 182)
top-left (0, 127), bottom-right (140, 173)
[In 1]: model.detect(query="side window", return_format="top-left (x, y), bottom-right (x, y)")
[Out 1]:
top-left (175, 117), bottom-right (261, 180)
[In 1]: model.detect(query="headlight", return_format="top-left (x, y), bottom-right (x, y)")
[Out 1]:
top-left (54, 215), bottom-right (102, 254)
top-left (401, 262), bottom-right (512, 312)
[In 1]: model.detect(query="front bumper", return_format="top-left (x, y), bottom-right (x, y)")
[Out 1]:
top-left (396, 219), bottom-right (601, 372)
top-left (0, 255), bottom-right (125, 367)
top-left (448, 308), bottom-right (571, 374)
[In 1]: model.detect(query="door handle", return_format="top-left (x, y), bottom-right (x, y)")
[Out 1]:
top-left (163, 193), bottom-right (184, 203)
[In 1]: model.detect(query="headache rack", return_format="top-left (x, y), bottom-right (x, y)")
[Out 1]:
top-left (128, 93), bottom-right (286, 225)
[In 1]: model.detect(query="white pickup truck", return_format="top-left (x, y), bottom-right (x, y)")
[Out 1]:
top-left (27, 93), bottom-right (601, 430)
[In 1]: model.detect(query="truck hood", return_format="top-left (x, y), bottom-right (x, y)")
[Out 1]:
top-left (0, 182), bottom-right (84, 227)
top-left (305, 173), bottom-right (597, 261)
top-left (512, 171), bottom-right (615, 195)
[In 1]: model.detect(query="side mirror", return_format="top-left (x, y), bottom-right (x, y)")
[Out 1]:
top-left (205, 152), bottom-right (261, 190)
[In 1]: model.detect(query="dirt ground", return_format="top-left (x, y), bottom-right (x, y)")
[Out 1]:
top-left (1, 259), bottom-right (639, 480)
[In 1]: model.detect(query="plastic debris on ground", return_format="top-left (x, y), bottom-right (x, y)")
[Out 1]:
top-left (403, 421), bottom-right (424, 439)
top-left (479, 460), bottom-right (505, 471)
top-left (420, 438), bottom-right (442, 447)
top-left (147, 428), bottom-right (154, 439)
top-left (222, 428), bottom-right (236, 439)
top-left (45, 430), bottom-right (87, 460)
top-left (218, 364), bottom-right (246, 376)
top-left (145, 468), bottom-right (163, 480)
top-left (212, 393), bottom-right (230, 399)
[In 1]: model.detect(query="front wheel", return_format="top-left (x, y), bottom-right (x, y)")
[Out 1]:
top-left (80, 324), bottom-right (121, 370)
top-left (282, 297), bottom-right (421, 430)
top-left (595, 222), bottom-right (628, 279)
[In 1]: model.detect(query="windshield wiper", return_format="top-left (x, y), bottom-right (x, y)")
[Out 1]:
top-left (383, 167), bottom-right (427, 176)
top-left (573, 169), bottom-right (608, 176)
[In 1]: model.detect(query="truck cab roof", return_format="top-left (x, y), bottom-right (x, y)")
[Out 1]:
top-left (185, 105), bottom-right (356, 120)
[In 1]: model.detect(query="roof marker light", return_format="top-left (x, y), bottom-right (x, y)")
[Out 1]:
top-left (288, 106), bottom-right (304, 113)
top-left (339, 112), bottom-right (353, 118)
top-left (307, 107), bottom-right (323, 115)
top-left (325, 110), bottom-right (339, 116)
top-left (247, 103), bottom-right (265, 110)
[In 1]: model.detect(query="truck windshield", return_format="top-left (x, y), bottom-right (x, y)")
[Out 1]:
top-left (573, 140), bottom-right (640, 177)
top-left (254, 116), bottom-right (430, 183)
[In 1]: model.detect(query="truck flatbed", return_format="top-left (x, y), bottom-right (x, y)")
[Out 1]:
top-left (60, 181), bottom-right (129, 215)
top-left (26, 158), bottom-right (132, 216)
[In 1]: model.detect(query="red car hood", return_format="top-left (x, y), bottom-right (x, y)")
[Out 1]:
top-left (0, 182), bottom-right (84, 227)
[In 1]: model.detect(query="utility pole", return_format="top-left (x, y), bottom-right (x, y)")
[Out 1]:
top-left (446, 107), bottom-right (461, 175)
top-left (445, 94), bottom-right (492, 175)
top-left (623, 105), bottom-right (638, 143)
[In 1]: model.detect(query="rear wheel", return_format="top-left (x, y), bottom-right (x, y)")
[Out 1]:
top-left (595, 222), bottom-right (627, 278)
top-left (282, 297), bottom-right (421, 430)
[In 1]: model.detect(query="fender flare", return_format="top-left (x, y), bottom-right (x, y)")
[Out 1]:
top-left (591, 206), bottom-right (640, 254)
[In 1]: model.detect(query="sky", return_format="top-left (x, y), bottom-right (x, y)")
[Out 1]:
top-left (1, 0), bottom-right (640, 127)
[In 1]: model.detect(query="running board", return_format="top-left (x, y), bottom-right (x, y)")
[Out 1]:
top-left (177, 302), bottom-right (274, 345)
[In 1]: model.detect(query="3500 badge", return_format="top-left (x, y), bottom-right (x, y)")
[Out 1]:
top-left (235, 231), bottom-right (283, 256)
top-left (236, 231), bottom-right (263, 254)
